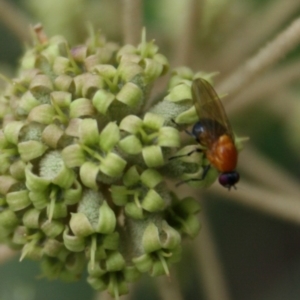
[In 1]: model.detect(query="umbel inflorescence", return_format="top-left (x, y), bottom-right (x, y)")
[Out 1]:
top-left (0, 26), bottom-right (239, 298)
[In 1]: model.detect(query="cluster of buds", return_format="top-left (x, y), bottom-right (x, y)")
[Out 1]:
top-left (0, 25), bottom-right (224, 298)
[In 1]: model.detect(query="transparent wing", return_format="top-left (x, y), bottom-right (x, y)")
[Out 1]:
top-left (191, 78), bottom-right (234, 139)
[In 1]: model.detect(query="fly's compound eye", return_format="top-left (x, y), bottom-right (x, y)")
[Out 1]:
top-left (218, 172), bottom-right (240, 189)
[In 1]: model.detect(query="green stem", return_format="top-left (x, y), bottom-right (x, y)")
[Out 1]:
top-left (157, 251), bottom-right (170, 277)
top-left (90, 234), bottom-right (97, 270)
top-left (81, 144), bottom-right (104, 162)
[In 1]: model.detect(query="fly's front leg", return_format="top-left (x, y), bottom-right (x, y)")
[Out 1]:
top-left (171, 119), bottom-right (194, 138)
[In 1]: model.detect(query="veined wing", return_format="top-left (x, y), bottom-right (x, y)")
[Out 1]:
top-left (191, 78), bottom-right (234, 139)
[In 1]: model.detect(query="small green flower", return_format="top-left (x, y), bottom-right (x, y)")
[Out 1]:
top-left (111, 166), bottom-right (166, 219)
top-left (119, 113), bottom-right (180, 167)
top-left (127, 216), bottom-right (181, 277)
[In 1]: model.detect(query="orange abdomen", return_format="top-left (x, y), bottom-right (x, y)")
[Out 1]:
top-left (206, 135), bottom-right (238, 172)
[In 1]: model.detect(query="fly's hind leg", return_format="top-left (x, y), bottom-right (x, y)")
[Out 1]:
top-left (175, 164), bottom-right (211, 187)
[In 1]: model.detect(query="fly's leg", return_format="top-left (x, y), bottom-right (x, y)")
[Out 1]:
top-left (169, 119), bottom-right (202, 160)
top-left (169, 148), bottom-right (202, 160)
top-left (171, 119), bottom-right (194, 137)
top-left (175, 164), bottom-right (211, 187)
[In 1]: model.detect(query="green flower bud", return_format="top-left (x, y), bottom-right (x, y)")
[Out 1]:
top-left (118, 61), bottom-right (143, 82)
top-left (107, 274), bottom-right (129, 298)
top-left (78, 118), bottom-right (99, 146)
top-left (40, 151), bottom-right (75, 189)
top-left (0, 153), bottom-right (10, 175)
top-left (25, 164), bottom-right (50, 192)
top-left (62, 144), bottom-right (86, 167)
top-left (159, 221), bottom-right (181, 249)
top-left (116, 82), bottom-right (143, 108)
top-left (81, 75), bottom-right (104, 98)
top-left (69, 212), bottom-right (94, 237)
top-left (98, 152), bottom-right (126, 178)
top-left (28, 190), bottom-right (48, 210)
top-left (118, 135), bottom-right (143, 155)
top-left (18, 140), bottom-right (48, 162)
top-left (80, 162), bottom-right (99, 190)
top-left (12, 226), bottom-right (28, 245)
top-left (165, 82), bottom-right (192, 103)
top-left (143, 113), bottom-right (164, 131)
top-left (65, 252), bottom-right (86, 274)
top-left (123, 265), bottom-right (141, 282)
top-left (52, 56), bottom-right (71, 75)
top-left (140, 169), bottom-right (163, 188)
top-left (41, 220), bottom-right (64, 238)
top-left (42, 124), bottom-right (64, 148)
top-left (157, 127), bottom-right (180, 147)
top-left (63, 180), bottom-right (82, 205)
top-left (141, 189), bottom-right (165, 212)
top-left (50, 91), bottom-right (72, 108)
top-left (54, 74), bottom-right (74, 92)
top-left (43, 238), bottom-right (64, 257)
top-left (142, 222), bottom-right (163, 253)
top-left (123, 166), bottom-right (140, 186)
top-left (182, 215), bottom-right (201, 238)
top-left (102, 232), bottom-right (120, 250)
top-left (0, 209), bottom-right (19, 230)
top-left (175, 105), bottom-right (198, 124)
top-left (92, 89), bottom-right (115, 115)
top-left (149, 260), bottom-right (166, 277)
top-left (18, 91), bottom-right (40, 114)
top-left (3, 121), bottom-right (24, 145)
top-left (29, 74), bottom-right (53, 96)
top-left (96, 201), bottom-right (116, 234)
top-left (166, 195), bottom-right (202, 238)
top-left (119, 115), bottom-right (143, 134)
top-left (92, 64), bottom-right (117, 78)
top-left (87, 276), bottom-right (107, 291)
top-left (141, 58), bottom-right (163, 83)
top-left (142, 145), bottom-right (164, 168)
top-left (116, 44), bottom-right (137, 61)
top-left (27, 104), bottom-right (56, 124)
top-left (0, 175), bottom-right (19, 195)
top-left (170, 67), bottom-right (194, 83)
top-left (6, 190), bottom-right (31, 211)
top-left (69, 98), bottom-right (96, 118)
top-left (22, 208), bottom-right (42, 229)
top-left (125, 202), bottom-right (144, 220)
top-left (21, 243), bottom-right (43, 261)
top-left (183, 165), bottom-right (219, 189)
top-left (110, 185), bottom-right (128, 206)
top-left (47, 201), bottom-right (67, 220)
top-left (71, 45), bottom-right (88, 62)
top-left (0, 130), bottom-right (9, 149)
top-left (105, 251), bottom-right (126, 272)
top-left (132, 253), bottom-right (152, 273)
top-left (63, 226), bottom-right (85, 252)
top-left (99, 122), bottom-right (120, 152)
top-left (173, 196), bottom-right (201, 215)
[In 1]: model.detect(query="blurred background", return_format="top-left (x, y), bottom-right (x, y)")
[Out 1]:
top-left (1, 0), bottom-right (300, 299)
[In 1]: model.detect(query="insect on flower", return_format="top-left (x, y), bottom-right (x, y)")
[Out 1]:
top-left (171, 78), bottom-right (240, 189)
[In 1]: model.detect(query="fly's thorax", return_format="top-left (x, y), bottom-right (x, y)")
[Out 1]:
top-left (192, 118), bottom-right (227, 147)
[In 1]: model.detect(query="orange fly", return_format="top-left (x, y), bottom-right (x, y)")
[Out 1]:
top-left (172, 78), bottom-right (239, 189)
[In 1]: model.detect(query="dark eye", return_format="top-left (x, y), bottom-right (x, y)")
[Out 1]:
top-left (218, 172), bottom-right (240, 189)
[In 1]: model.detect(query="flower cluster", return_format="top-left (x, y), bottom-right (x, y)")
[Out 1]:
top-left (0, 26), bottom-right (226, 298)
